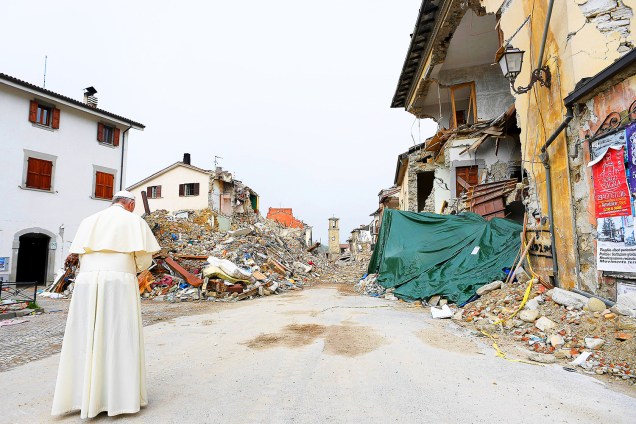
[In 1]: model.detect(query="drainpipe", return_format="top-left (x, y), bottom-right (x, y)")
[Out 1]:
top-left (120, 125), bottom-right (133, 190)
top-left (536, 0), bottom-right (555, 68)
top-left (538, 104), bottom-right (574, 287)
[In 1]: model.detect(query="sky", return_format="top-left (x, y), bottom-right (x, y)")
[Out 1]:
top-left (0, 0), bottom-right (437, 243)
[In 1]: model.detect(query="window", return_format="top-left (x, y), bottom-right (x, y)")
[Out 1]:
top-left (179, 183), bottom-right (199, 197)
top-left (450, 82), bottom-right (477, 129)
top-left (29, 100), bottom-right (60, 129)
top-left (97, 123), bottom-right (120, 146)
top-left (95, 171), bottom-right (114, 199)
top-left (147, 185), bottom-right (162, 198)
top-left (26, 157), bottom-right (53, 190)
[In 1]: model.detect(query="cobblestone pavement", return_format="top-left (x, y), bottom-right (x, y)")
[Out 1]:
top-left (0, 297), bottom-right (237, 372)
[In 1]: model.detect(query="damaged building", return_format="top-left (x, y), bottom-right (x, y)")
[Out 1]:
top-left (127, 153), bottom-right (259, 219)
top-left (389, 0), bottom-right (636, 300)
top-left (391, 2), bottom-right (524, 221)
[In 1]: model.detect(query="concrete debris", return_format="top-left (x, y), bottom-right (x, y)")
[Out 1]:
top-left (535, 316), bottom-right (557, 332)
top-left (549, 288), bottom-right (589, 310)
top-left (476, 280), bottom-right (503, 296)
top-left (527, 352), bottom-right (557, 364)
top-left (519, 309), bottom-right (539, 322)
top-left (457, 279), bottom-right (636, 381)
top-left (584, 337), bottom-right (605, 349)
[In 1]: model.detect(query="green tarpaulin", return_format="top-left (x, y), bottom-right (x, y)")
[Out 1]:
top-left (368, 209), bottom-right (522, 305)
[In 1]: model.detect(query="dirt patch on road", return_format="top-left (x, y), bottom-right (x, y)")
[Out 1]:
top-left (245, 324), bottom-right (327, 349)
top-left (416, 328), bottom-right (480, 356)
top-left (323, 324), bottom-right (385, 357)
top-left (244, 323), bottom-right (385, 357)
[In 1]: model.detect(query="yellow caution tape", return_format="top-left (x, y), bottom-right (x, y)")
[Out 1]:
top-left (480, 234), bottom-right (544, 365)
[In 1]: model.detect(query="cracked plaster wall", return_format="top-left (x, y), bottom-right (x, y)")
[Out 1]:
top-left (567, 75), bottom-right (636, 298)
top-left (481, 0), bottom-right (636, 289)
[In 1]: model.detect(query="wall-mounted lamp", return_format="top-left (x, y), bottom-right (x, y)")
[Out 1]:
top-left (498, 46), bottom-right (551, 94)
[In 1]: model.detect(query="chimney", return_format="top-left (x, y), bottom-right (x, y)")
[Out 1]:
top-left (83, 86), bottom-right (98, 108)
top-left (183, 153), bottom-right (191, 165)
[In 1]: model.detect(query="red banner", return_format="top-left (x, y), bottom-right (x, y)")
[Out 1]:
top-left (592, 146), bottom-right (631, 218)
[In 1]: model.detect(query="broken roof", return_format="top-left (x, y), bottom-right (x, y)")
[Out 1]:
top-left (0, 72), bottom-right (145, 129)
top-left (391, 0), bottom-right (443, 108)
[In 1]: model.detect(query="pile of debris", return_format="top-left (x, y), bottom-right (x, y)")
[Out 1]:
top-left (455, 279), bottom-right (636, 381)
top-left (139, 209), bottom-right (331, 303)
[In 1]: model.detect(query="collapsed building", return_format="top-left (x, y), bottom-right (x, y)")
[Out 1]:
top-left (391, 5), bottom-right (523, 222)
top-left (388, 0), bottom-right (636, 301)
top-left (127, 153), bottom-right (259, 222)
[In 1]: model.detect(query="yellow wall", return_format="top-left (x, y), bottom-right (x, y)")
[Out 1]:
top-left (481, 0), bottom-right (636, 287)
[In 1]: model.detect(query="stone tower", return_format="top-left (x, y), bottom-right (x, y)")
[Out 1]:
top-left (328, 217), bottom-right (340, 259)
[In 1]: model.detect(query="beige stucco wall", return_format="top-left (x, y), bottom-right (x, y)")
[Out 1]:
top-left (481, 0), bottom-right (636, 288)
top-left (129, 166), bottom-right (211, 215)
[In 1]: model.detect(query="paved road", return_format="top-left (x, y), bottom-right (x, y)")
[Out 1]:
top-left (1, 288), bottom-right (634, 423)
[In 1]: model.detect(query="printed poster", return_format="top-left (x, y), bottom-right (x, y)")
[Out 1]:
top-left (0, 257), bottom-right (7, 272)
top-left (590, 131), bottom-right (625, 160)
top-left (597, 215), bottom-right (636, 272)
top-left (590, 146), bottom-right (631, 218)
top-left (626, 122), bottom-right (636, 193)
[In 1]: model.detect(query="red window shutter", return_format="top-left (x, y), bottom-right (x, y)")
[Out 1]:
top-left (179, 184), bottom-right (184, 197)
top-left (41, 160), bottom-right (53, 190)
top-left (94, 171), bottom-right (114, 199)
top-left (26, 158), bottom-right (52, 190)
top-left (26, 158), bottom-right (41, 188)
top-left (51, 108), bottom-right (61, 129)
top-left (105, 173), bottom-right (114, 199)
top-left (193, 183), bottom-right (200, 196)
top-left (95, 172), bottom-right (104, 198)
top-left (157, 185), bottom-right (162, 197)
top-left (97, 123), bottom-right (105, 142)
top-left (29, 101), bottom-right (38, 123)
top-left (147, 186), bottom-right (152, 198)
top-left (113, 127), bottom-right (120, 146)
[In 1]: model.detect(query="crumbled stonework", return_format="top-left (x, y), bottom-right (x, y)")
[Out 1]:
top-left (577, 0), bottom-right (634, 50)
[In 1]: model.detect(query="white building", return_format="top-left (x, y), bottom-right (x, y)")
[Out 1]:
top-left (127, 153), bottom-right (260, 217)
top-left (0, 73), bottom-right (144, 284)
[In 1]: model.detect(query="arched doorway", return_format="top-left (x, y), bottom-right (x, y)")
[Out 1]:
top-left (15, 232), bottom-right (51, 284)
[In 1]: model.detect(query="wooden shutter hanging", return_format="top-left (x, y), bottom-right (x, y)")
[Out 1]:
top-left (157, 185), bottom-right (162, 197)
top-left (147, 186), bottom-right (152, 198)
top-left (113, 127), bottom-right (120, 146)
top-left (179, 184), bottom-right (185, 196)
top-left (193, 183), bottom-right (200, 196)
top-left (51, 108), bottom-right (61, 129)
top-left (97, 123), bottom-right (105, 142)
top-left (29, 101), bottom-right (38, 123)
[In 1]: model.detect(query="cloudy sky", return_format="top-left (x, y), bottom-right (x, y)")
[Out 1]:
top-left (1, 0), bottom-right (437, 242)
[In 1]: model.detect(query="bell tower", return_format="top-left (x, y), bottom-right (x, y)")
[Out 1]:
top-left (328, 217), bottom-right (340, 259)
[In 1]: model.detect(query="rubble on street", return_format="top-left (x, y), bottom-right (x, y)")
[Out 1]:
top-left (356, 267), bottom-right (636, 385)
top-left (140, 209), bottom-right (335, 302)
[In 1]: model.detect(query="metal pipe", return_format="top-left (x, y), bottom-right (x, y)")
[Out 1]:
top-left (119, 125), bottom-right (133, 190)
top-left (571, 288), bottom-right (615, 307)
top-left (539, 104), bottom-right (574, 287)
top-left (537, 0), bottom-right (555, 68)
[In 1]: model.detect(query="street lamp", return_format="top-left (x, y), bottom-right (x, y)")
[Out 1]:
top-left (498, 46), bottom-right (551, 94)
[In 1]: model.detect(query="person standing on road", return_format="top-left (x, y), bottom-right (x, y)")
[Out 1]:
top-left (51, 190), bottom-right (160, 419)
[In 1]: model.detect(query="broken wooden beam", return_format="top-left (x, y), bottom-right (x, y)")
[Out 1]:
top-left (164, 257), bottom-right (204, 287)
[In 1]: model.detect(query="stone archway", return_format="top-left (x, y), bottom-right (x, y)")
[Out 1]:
top-left (10, 227), bottom-right (57, 285)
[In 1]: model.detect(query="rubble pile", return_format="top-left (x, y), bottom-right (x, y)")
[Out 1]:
top-left (140, 209), bottom-right (332, 303)
top-left (457, 280), bottom-right (636, 381)
top-left (355, 273), bottom-right (386, 297)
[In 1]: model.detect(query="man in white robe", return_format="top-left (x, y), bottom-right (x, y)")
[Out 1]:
top-left (52, 190), bottom-right (161, 418)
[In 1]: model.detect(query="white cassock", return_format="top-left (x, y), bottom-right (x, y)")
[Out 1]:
top-left (51, 204), bottom-right (160, 419)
